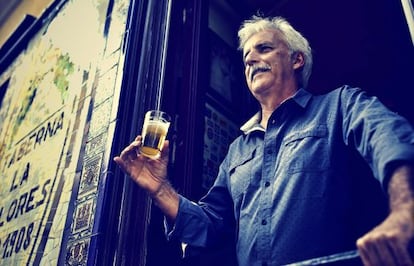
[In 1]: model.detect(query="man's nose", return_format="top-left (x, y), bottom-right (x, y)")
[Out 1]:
top-left (244, 50), bottom-right (259, 66)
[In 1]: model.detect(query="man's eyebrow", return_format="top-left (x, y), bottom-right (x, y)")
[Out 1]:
top-left (243, 41), bottom-right (274, 61)
top-left (257, 41), bottom-right (274, 48)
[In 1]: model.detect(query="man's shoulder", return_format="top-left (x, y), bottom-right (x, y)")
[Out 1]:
top-left (317, 85), bottom-right (363, 96)
top-left (312, 85), bottom-right (366, 104)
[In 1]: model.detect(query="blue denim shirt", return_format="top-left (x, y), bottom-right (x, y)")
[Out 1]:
top-left (168, 86), bottom-right (414, 266)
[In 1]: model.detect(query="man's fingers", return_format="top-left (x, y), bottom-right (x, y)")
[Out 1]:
top-left (387, 237), bottom-right (414, 265)
top-left (160, 140), bottom-right (170, 158)
top-left (114, 138), bottom-right (143, 174)
top-left (113, 136), bottom-right (170, 191)
top-left (357, 234), bottom-right (414, 266)
top-left (113, 156), bottom-right (128, 173)
top-left (113, 156), bottom-right (123, 166)
top-left (357, 237), bottom-right (382, 266)
top-left (119, 140), bottom-right (141, 160)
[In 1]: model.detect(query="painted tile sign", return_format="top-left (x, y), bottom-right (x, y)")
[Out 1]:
top-left (0, 44), bottom-right (80, 265)
top-left (0, 1), bottom-right (104, 264)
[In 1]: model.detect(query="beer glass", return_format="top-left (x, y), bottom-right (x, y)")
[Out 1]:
top-left (139, 110), bottom-right (171, 159)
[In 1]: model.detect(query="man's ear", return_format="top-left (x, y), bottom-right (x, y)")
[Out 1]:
top-left (292, 52), bottom-right (305, 70)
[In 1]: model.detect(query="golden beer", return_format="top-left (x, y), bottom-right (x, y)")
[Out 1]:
top-left (139, 110), bottom-right (170, 159)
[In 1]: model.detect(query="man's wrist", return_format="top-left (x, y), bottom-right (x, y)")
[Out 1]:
top-left (150, 180), bottom-right (172, 198)
top-left (149, 181), bottom-right (179, 221)
top-left (388, 164), bottom-right (414, 211)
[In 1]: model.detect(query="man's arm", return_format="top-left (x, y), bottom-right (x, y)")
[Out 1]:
top-left (357, 164), bottom-right (414, 266)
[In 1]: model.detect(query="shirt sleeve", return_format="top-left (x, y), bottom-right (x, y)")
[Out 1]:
top-left (165, 159), bottom-right (235, 247)
top-left (341, 86), bottom-right (414, 189)
top-left (165, 195), bottom-right (210, 246)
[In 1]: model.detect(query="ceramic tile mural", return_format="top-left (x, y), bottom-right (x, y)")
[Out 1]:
top-left (64, 0), bottom-right (131, 263)
top-left (0, 0), bottom-right (131, 263)
top-left (0, 40), bottom-right (91, 266)
top-left (66, 238), bottom-right (90, 266)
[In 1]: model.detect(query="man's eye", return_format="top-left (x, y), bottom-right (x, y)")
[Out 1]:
top-left (259, 45), bottom-right (272, 53)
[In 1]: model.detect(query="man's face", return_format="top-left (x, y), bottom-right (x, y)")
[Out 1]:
top-left (243, 29), bottom-right (298, 98)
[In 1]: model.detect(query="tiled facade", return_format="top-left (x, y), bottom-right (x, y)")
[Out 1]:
top-left (0, 0), bottom-right (131, 264)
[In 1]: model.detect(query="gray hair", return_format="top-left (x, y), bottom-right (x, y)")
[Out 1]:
top-left (238, 16), bottom-right (313, 88)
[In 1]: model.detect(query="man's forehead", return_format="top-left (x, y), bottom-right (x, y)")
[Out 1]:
top-left (243, 29), bottom-right (284, 50)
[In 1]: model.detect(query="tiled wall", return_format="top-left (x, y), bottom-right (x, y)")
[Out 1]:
top-left (0, 0), bottom-right (131, 264)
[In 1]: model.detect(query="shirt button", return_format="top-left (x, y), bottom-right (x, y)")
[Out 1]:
top-left (261, 219), bottom-right (267, 225)
top-left (265, 181), bottom-right (270, 187)
top-left (271, 119), bottom-right (276, 124)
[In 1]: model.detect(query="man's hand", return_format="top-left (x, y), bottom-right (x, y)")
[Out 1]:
top-left (357, 164), bottom-right (414, 266)
top-left (357, 209), bottom-right (414, 266)
top-left (113, 135), bottom-right (170, 195)
top-left (114, 135), bottom-right (179, 220)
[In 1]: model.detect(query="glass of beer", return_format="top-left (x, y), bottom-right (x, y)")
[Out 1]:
top-left (139, 110), bottom-right (171, 159)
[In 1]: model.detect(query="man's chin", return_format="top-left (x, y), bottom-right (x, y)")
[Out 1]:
top-left (250, 78), bottom-right (271, 91)
top-left (250, 84), bottom-right (271, 98)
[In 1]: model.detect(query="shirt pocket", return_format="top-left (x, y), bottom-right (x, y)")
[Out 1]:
top-left (228, 148), bottom-right (260, 199)
top-left (281, 125), bottom-right (329, 174)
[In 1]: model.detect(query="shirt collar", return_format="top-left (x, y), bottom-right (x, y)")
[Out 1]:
top-left (240, 88), bottom-right (312, 135)
top-left (240, 112), bottom-right (264, 134)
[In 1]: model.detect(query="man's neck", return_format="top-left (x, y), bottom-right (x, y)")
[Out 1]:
top-left (259, 88), bottom-right (298, 128)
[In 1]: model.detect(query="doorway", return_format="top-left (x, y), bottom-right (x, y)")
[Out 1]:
top-left (145, 0), bottom-right (414, 265)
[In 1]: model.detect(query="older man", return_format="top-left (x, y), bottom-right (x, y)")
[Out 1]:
top-left (115, 15), bottom-right (414, 266)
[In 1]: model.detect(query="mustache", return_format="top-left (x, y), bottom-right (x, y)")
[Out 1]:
top-left (249, 64), bottom-right (271, 82)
